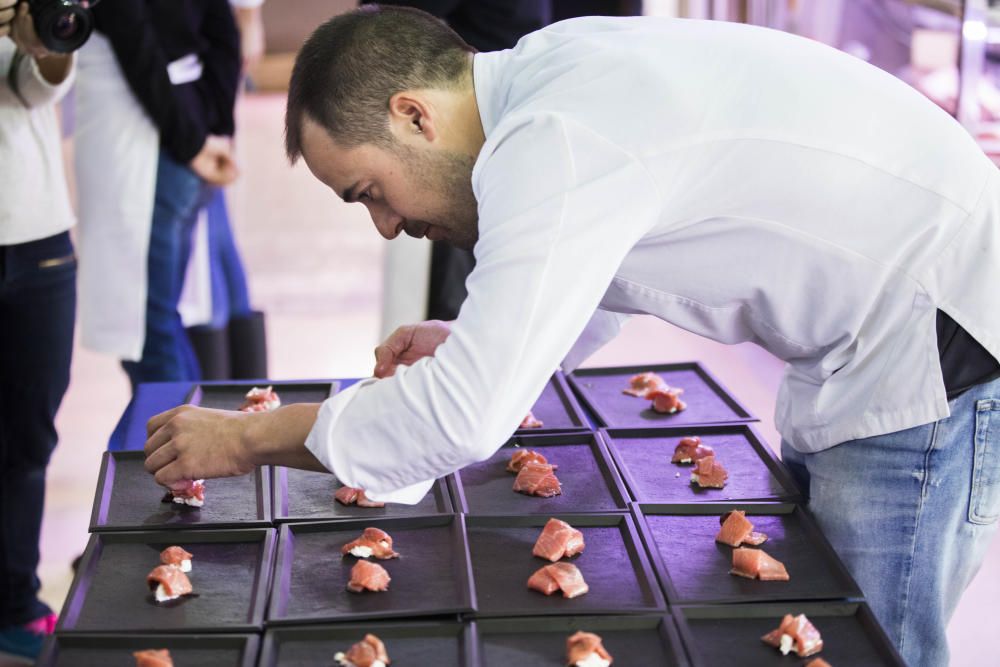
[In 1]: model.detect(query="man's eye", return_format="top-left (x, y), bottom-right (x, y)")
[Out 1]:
top-left (359, 190), bottom-right (371, 201)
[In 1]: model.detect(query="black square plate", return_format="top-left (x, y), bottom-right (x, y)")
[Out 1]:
top-left (674, 602), bottom-right (906, 666)
top-left (259, 621), bottom-right (473, 666)
top-left (89, 451), bottom-right (272, 532)
top-left (272, 468), bottom-right (453, 523)
top-left (633, 503), bottom-right (862, 605)
top-left (603, 426), bottom-right (801, 503)
top-left (517, 371), bottom-right (590, 434)
top-left (185, 380), bottom-right (339, 410)
top-left (473, 615), bottom-right (688, 666)
top-left (57, 529), bottom-right (275, 634)
top-left (36, 634), bottom-right (259, 667)
top-left (465, 514), bottom-right (664, 618)
top-left (267, 516), bottom-right (475, 624)
top-left (568, 364), bottom-right (755, 428)
top-left (449, 433), bottom-right (629, 515)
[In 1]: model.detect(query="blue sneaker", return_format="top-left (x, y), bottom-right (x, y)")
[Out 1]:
top-left (0, 613), bottom-right (57, 663)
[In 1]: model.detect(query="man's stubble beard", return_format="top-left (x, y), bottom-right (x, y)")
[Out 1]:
top-left (396, 143), bottom-right (479, 250)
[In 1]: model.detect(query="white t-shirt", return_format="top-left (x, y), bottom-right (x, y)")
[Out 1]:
top-left (307, 17), bottom-right (1000, 503)
top-left (0, 41), bottom-right (75, 245)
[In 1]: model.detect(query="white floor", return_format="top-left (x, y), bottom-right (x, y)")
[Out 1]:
top-left (14, 93), bottom-right (997, 666)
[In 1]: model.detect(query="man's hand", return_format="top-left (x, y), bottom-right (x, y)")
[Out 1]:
top-left (0, 3), bottom-right (15, 39)
top-left (144, 402), bottom-right (326, 489)
top-left (373, 320), bottom-right (452, 378)
top-left (144, 405), bottom-right (257, 489)
top-left (190, 134), bottom-right (239, 186)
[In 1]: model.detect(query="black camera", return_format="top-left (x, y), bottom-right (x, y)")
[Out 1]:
top-left (26, 0), bottom-right (98, 53)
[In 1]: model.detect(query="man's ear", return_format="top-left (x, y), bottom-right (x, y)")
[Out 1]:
top-left (388, 91), bottom-right (438, 144)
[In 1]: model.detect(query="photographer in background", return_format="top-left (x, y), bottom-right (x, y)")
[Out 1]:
top-left (0, 2), bottom-right (77, 661)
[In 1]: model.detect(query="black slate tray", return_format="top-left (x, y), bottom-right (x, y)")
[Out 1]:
top-left (268, 516), bottom-right (475, 624)
top-left (273, 467), bottom-right (453, 523)
top-left (603, 426), bottom-right (801, 503)
top-left (259, 621), bottom-right (473, 666)
top-left (36, 633), bottom-right (259, 667)
top-left (674, 601), bottom-right (906, 666)
top-left (58, 529), bottom-right (275, 634)
top-left (89, 451), bottom-right (272, 532)
top-left (473, 615), bottom-right (688, 666)
top-left (449, 433), bottom-right (629, 515)
top-left (517, 371), bottom-right (590, 434)
top-left (633, 503), bottom-right (862, 605)
top-left (568, 363), bottom-right (755, 428)
top-left (185, 380), bottom-right (339, 410)
top-left (465, 514), bottom-right (664, 618)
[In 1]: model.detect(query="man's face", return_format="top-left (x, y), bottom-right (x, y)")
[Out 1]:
top-left (300, 117), bottom-right (480, 250)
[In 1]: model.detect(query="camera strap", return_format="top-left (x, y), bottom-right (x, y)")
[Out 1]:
top-left (5, 49), bottom-right (31, 108)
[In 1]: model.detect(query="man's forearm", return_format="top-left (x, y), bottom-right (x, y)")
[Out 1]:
top-left (244, 402), bottom-right (328, 472)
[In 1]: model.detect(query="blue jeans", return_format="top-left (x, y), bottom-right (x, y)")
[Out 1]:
top-left (122, 152), bottom-right (211, 389)
top-left (0, 232), bottom-right (76, 626)
top-left (205, 188), bottom-right (251, 328)
top-left (782, 376), bottom-right (1000, 667)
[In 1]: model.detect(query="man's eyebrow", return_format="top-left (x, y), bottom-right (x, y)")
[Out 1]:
top-left (342, 182), bottom-right (361, 203)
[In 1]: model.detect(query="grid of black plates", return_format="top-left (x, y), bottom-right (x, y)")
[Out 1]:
top-left (43, 369), bottom-right (905, 666)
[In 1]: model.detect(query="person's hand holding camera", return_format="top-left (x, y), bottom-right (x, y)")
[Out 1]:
top-left (190, 134), bottom-right (239, 186)
top-left (6, 2), bottom-right (73, 84)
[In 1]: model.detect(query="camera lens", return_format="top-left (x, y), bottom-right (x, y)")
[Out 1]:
top-left (29, 0), bottom-right (94, 53)
top-left (52, 14), bottom-right (79, 40)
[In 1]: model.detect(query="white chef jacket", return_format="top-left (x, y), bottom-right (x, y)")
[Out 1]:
top-left (0, 42), bottom-right (76, 245)
top-left (306, 17), bottom-right (1000, 504)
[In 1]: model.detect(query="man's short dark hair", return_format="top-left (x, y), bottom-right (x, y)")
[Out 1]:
top-left (285, 4), bottom-right (474, 162)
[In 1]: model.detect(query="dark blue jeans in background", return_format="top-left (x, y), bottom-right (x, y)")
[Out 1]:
top-left (122, 152), bottom-right (211, 390)
top-left (0, 231), bottom-right (76, 626)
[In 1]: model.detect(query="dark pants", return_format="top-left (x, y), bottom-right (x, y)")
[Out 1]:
top-left (122, 152), bottom-right (210, 390)
top-left (427, 242), bottom-right (476, 321)
top-left (0, 231), bottom-right (76, 626)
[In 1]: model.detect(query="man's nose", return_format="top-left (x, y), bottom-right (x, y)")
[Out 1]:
top-left (373, 208), bottom-right (404, 240)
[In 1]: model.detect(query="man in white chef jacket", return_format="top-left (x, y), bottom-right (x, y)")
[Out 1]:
top-left (144, 7), bottom-right (1000, 666)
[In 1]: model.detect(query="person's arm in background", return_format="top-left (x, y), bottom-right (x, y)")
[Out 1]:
top-left (3, 2), bottom-right (75, 105)
top-left (199, 0), bottom-right (241, 136)
top-left (228, 0), bottom-right (265, 71)
top-left (91, 0), bottom-right (235, 185)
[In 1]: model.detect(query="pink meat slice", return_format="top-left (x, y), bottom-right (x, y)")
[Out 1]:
top-left (507, 449), bottom-right (556, 473)
top-left (623, 372), bottom-right (667, 397)
top-left (691, 456), bottom-right (728, 489)
top-left (146, 565), bottom-right (193, 598)
top-left (346, 560), bottom-right (391, 593)
top-left (133, 649), bottom-right (174, 667)
top-left (761, 613), bottom-right (824, 657)
top-left (730, 547), bottom-right (790, 581)
top-left (520, 411), bottom-right (544, 429)
top-left (341, 527), bottom-right (400, 560)
top-left (334, 486), bottom-right (385, 508)
top-left (648, 388), bottom-right (686, 414)
top-left (532, 518), bottom-right (586, 562)
top-left (159, 546), bottom-right (193, 567)
top-left (513, 461), bottom-right (562, 497)
top-left (566, 631), bottom-right (613, 665)
top-left (671, 436), bottom-right (715, 464)
top-left (545, 562), bottom-right (589, 598)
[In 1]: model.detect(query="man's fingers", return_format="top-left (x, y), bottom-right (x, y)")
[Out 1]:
top-left (147, 405), bottom-right (184, 437)
top-left (144, 439), bottom-right (178, 474)
top-left (373, 346), bottom-right (398, 377)
top-left (144, 421), bottom-right (174, 458)
top-left (154, 461), bottom-right (189, 489)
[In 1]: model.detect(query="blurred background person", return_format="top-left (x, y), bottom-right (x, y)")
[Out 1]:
top-left (74, 0), bottom-right (241, 392)
top-left (0, 3), bottom-right (76, 661)
top-left (180, 0), bottom-right (269, 382)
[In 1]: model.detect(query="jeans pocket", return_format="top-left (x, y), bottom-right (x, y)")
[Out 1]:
top-left (969, 399), bottom-right (1000, 525)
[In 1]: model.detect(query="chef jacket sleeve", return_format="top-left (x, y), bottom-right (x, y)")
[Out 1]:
top-left (305, 113), bottom-right (660, 503)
